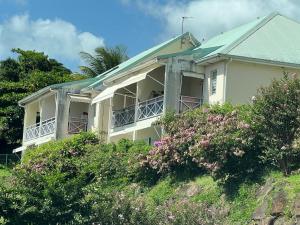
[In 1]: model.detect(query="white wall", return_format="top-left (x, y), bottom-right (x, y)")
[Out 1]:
top-left (135, 126), bottom-right (162, 145)
top-left (226, 60), bottom-right (300, 104)
top-left (203, 61), bottom-right (226, 104)
top-left (40, 94), bottom-right (56, 121)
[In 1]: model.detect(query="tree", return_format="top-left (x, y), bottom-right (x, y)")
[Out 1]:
top-left (80, 45), bottom-right (128, 77)
top-left (0, 49), bottom-right (81, 154)
top-left (252, 74), bottom-right (300, 175)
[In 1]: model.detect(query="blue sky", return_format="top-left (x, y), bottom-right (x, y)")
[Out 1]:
top-left (0, 0), bottom-right (299, 72)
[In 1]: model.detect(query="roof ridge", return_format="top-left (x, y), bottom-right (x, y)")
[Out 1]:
top-left (221, 12), bottom-right (280, 55)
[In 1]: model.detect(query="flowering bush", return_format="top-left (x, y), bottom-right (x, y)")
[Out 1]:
top-left (142, 105), bottom-right (259, 183)
top-left (252, 75), bottom-right (300, 175)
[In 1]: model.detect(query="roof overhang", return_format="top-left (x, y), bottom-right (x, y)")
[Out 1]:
top-left (196, 53), bottom-right (300, 69)
top-left (92, 69), bottom-right (152, 104)
top-left (69, 94), bottom-right (91, 103)
top-left (18, 88), bottom-right (56, 107)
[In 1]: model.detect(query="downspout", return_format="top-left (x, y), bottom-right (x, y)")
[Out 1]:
top-left (223, 58), bottom-right (232, 103)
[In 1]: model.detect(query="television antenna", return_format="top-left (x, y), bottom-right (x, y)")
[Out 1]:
top-left (181, 16), bottom-right (193, 34)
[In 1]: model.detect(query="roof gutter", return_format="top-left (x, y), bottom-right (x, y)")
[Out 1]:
top-left (196, 53), bottom-right (300, 69)
top-left (104, 58), bottom-right (158, 84)
top-left (18, 88), bottom-right (56, 107)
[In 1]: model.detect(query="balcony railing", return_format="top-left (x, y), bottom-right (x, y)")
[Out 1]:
top-left (110, 95), bottom-right (202, 128)
top-left (112, 105), bottom-right (135, 128)
top-left (24, 117), bottom-right (56, 141)
top-left (68, 117), bottom-right (88, 134)
top-left (138, 95), bottom-right (164, 121)
top-left (179, 95), bottom-right (203, 113)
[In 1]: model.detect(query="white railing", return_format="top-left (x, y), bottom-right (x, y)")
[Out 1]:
top-left (179, 95), bottom-right (203, 113)
top-left (68, 117), bottom-right (88, 134)
top-left (24, 117), bottom-right (56, 141)
top-left (138, 95), bottom-right (164, 121)
top-left (112, 105), bottom-right (135, 128)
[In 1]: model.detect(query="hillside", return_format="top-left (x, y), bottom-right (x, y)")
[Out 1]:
top-left (0, 76), bottom-right (299, 225)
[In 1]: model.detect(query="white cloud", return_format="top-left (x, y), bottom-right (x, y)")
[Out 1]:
top-left (0, 14), bottom-right (105, 69)
top-left (122, 0), bottom-right (300, 41)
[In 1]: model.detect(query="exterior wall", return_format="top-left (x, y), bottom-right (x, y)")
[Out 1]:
top-left (181, 76), bottom-right (203, 97)
top-left (135, 127), bottom-right (162, 145)
top-left (55, 89), bottom-right (70, 140)
top-left (225, 61), bottom-right (300, 104)
top-left (69, 102), bottom-right (89, 119)
top-left (24, 101), bottom-right (39, 127)
top-left (98, 99), bottom-right (110, 141)
top-left (40, 94), bottom-right (56, 121)
top-left (203, 61), bottom-right (226, 104)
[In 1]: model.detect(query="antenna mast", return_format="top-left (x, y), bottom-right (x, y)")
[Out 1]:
top-left (181, 16), bottom-right (193, 34)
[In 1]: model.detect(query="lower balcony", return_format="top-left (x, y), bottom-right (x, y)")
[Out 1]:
top-left (68, 117), bottom-right (88, 134)
top-left (24, 117), bottom-right (56, 142)
top-left (179, 95), bottom-right (203, 113)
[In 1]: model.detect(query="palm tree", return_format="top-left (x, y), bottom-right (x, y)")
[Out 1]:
top-left (80, 45), bottom-right (128, 77)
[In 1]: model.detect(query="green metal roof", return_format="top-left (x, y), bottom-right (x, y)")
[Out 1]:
top-left (19, 77), bottom-right (97, 105)
top-left (191, 14), bottom-right (269, 61)
top-left (83, 32), bottom-right (199, 90)
top-left (157, 15), bottom-right (268, 61)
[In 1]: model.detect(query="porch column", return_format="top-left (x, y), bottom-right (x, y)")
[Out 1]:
top-left (38, 99), bottom-right (43, 138)
top-left (55, 89), bottom-right (70, 140)
top-left (163, 57), bottom-right (182, 114)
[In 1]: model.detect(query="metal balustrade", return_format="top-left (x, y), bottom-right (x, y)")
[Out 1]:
top-left (112, 105), bottom-right (135, 128)
top-left (179, 95), bottom-right (203, 113)
top-left (138, 95), bottom-right (164, 121)
top-left (68, 117), bottom-right (88, 134)
top-left (24, 117), bottom-right (56, 141)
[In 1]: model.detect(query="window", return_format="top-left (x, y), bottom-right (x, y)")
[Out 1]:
top-left (210, 70), bottom-right (217, 95)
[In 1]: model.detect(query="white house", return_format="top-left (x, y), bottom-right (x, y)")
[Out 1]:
top-left (14, 12), bottom-right (300, 153)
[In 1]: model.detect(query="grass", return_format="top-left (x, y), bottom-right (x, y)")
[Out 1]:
top-left (0, 166), bottom-right (11, 178)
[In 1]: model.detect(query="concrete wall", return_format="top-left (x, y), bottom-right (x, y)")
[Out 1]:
top-left (181, 76), bottom-right (203, 97)
top-left (69, 102), bottom-right (89, 119)
top-left (40, 94), bottom-right (56, 121)
top-left (135, 126), bottom-right (162, 145)
top-left (24, 101), bottom-right (39, 127)
top-left (225, 60), bottom-right (300, 104)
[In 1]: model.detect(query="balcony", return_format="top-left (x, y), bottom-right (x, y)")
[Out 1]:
top-left (138, 95), bottom-right (164, 120)
top-left (111, 96), bottom-right (164, 128)
top-left (24, 117), bottom-right (56, 141)
top-left (68, 117), bottom-right (88, 134)
top-left (179, 95), bottom-right (203, 113)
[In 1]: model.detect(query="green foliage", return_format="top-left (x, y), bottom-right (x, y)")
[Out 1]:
top-left (252, 75), bottom-right (300, 175)
top-left (0, 133), bottom-right (152, 225)
top-left (80, 45), bottom-right (128, 77)
top-left (0, 49), bottom-right (82, 153)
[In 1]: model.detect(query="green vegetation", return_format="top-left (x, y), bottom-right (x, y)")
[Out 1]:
top-left (0, 166), bottom-right (11, 178)
top-left (80, 45), bottom-right (128, 77)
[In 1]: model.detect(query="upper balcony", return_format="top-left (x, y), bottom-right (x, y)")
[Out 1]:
top-left (23, 92), bottom-right (91, 145)
top-left (112, 95), bottom-right (164, 128)
top-left (24, 117), bottom-right (56, 142)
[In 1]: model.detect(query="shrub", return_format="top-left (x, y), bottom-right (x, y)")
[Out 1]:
top-left (252, 75), bottom-right (300, 175)
top-left (0, 133), bottom-right (153, 225)
top-left (142, 105), bottom-right (260, 184)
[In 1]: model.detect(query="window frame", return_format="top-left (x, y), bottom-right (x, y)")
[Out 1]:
top-left (210, 70), bottom-right (217, 95)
